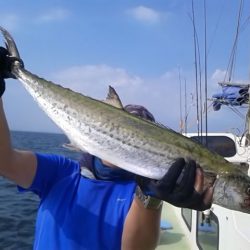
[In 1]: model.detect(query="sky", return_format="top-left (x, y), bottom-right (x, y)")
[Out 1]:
top-left (1, 0), bottom-right (250, 135)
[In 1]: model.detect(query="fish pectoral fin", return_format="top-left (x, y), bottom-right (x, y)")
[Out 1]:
top-left (62, 142), bottom-right (82, 152)
top-left (103, 85), bottom-right (123, 109)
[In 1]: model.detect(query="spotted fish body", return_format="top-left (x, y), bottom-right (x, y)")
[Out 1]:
top-left (1, 26), bottom-right (250, 213)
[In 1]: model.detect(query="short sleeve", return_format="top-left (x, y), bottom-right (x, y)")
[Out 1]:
top-left (18, 153), bottom-right (80, 198)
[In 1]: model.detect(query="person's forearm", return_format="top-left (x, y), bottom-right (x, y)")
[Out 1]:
top-left (0, 98), bottom-right (12, 170)
top-left (122, 196), bottom-right (162, 250)
top-left (0, 98), bottom-right (37, 187)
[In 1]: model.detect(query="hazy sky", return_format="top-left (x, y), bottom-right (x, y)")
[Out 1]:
top-left (1, 0), bottom-right (250, 135)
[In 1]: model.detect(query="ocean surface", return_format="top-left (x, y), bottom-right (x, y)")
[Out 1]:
top-left (0, 131), bottom-right (82, 250)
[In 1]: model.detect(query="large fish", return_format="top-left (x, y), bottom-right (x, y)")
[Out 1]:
top-left (0, 26), bottom-right (250, 213)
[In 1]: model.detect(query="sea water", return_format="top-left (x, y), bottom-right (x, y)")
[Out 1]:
top-left (0, 131), bottom-right (81, 249)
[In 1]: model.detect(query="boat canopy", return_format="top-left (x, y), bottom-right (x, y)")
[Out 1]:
top-left (212, 85), bottom-right (249, 111)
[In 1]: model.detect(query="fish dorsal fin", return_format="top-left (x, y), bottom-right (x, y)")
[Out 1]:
top-left (104, 85), bottom-right (123, 109)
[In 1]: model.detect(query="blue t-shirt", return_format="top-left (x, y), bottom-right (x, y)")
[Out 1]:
top-left (22, 153), bottom-right (136, 250)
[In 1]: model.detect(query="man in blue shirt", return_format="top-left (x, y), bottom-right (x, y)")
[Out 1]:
top-left (0, 47), bottom-right (213, 249)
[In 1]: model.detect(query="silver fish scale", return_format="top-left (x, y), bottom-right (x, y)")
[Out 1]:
top-left (74, 111), bottom-right (176, 179)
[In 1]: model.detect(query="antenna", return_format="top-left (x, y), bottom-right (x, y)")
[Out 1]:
top-left (204, 0), bottom-right (208, 145)
top-left (191, 0), bottom-right (200, 137)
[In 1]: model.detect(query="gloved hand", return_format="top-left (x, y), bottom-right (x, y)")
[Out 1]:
top-left (0, 78), bottom-right (5, 98)
top-left (136, 158), bottom-right (213, 211)
top-left (0, 46), bottom-right (16, 98)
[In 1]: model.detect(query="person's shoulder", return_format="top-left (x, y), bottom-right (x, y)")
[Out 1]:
top-left (36, 152), bottom-right (76, 162)
top-left (35, 152), bottom-right (80, 175)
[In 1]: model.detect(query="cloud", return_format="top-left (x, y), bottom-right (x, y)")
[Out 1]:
top-left (127, 6), bottom-right (161, 24)
top-left (50, 64), bottom-right (187, 129)
top-left (6, 60), bottom-right (240, 133)
top-left (50, 63), bottom-right (237, 132)
top-left (211, 68), bottom-right (249, 87)
top-left (36, 8), bottom-right (70, 23)
top-left (211, 69), bottom-right (226, 83)
top-left (51, 64), bottom-right (143, 99)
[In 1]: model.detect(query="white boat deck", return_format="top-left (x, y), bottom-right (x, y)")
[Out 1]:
top-left (155, 133), bottom-right (250, 250)
top-left (156, 203), bottom-right (191, 250)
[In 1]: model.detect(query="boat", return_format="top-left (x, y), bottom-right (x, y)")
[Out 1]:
top-left (156, 1), bottom-right (250, 249)
top-left (157, 132), bottom-right (250, 250)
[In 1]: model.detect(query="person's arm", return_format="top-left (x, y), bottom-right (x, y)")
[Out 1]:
top-left (122, 196), bottom-right (162, 250)
top-left (0, 98), bottom-right (37, 188)
top-left (121, 159), bottom-right (214, 250)
top-left (0, 46), bottom-right (37, 188)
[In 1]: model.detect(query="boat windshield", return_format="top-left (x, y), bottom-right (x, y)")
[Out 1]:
top-left (190, 135), bottom-right (237, 158)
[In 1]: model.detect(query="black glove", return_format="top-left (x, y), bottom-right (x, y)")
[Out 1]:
top-left (136, 158), bottom-right (211, 211)
top-left (0, 46), bottom-right (17, 98)
top-left (0, 47), bottom-right (7, 97)
top-left (0, 47), bottom-right (13, 78)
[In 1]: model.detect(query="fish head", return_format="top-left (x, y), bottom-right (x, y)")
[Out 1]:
top-left (213, 172), bottom-right (250, 214)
